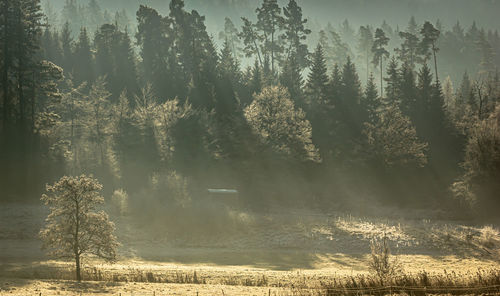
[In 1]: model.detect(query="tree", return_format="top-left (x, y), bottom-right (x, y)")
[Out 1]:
top-left (372, 28), bottom-right (390, 97)
top-left (219, 17), bottom-right (241, 60)
top-left (250, 59), bottom-right (263, 97)
top-left (305, 44), bottom-right (329, 107)
top-left (239, 17), bottom-right (263, 66)
top-left (338, 56), bottom-right (364, 141)
top-left (280, 54), bottom-right (303, 106)
top-left (136, 5), bottom-right (180, 100)
top-left (73, 27), bottom-right (93, 85)
top-left (357, 25), bottom-right (374, 83)
top-left (420, 21), bottom-right (441, 82)
top-left (363, 73), bottom-right (380, 123)
top-left (256, 0), bottom-right (284, 74)
top-left (453, 105), bottom-right (500, 212)
top-left (60, 22), bottom-right (74, 72)
top-left (407, 16), bottom-right (418, 35)
top-left (363, 103), bottom-right (428, 168)
top-left (39, 175), bottom-right (118, 282)
top-left (86, 0), bottom-right (104, 30)
top-left (61, 0), bottom-right (81, 35)
top-left (282, 0), bottom-right (311, 69)
top-left (244, 86), bottom-right (319, 162)
top-left (384, 57), bottom-right (400, 106)
top-left (477, 30), bottom-right (495, 78)
top-left (395, 31), bottom-right (420, 69)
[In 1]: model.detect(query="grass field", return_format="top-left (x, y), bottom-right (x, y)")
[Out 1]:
top-left (1, 202), bottom-right (499, 295)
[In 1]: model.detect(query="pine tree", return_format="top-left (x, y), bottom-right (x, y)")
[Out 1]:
top-left (357, 25), bottom-right (374, 83)
top-left (282, 0), bottom-right (311, 69)
top-left (395, 31), bottom-right (420, 69)
top-left (256, 0), bottom-right (284, 74)
top-left (420, 21), bottom-right (441, 82)
top-left (239, 17), bottom-right (263, 66)
top-left (372, 28), bottom-right (390, 97)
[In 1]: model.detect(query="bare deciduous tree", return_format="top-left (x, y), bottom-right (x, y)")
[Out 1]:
top-left (39, 175), bottom-right (119, 282)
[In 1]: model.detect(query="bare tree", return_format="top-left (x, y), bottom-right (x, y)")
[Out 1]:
top-left (39, 175), bottom-right (119, 282)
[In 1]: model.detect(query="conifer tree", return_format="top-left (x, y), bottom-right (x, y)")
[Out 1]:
top-left (280, 54), bottom-right (304, 107)
top-left (384, 57), bottom-right (400, 106)
top-left (357, 25), bottom-right (374, 83)
top-left (363, 73), bottom-right (380, 123)
top-left (305, 44), bottom-right (329, 107)
top-left (372, 28), bottom-right (390, 97)
top-left (282, 0), bottom-right (311, 69)
top-left (239, 17), bottom-right (263, 66)
top-left (250, 59), bottom-right (263, 97)
top-left (256, 0), bottom-right (284, 74)
top-left (396, 31), bottom-right (420, 69)
top-left (420, 21), bottom-right (441, 82)
top-left (73, 27), bottom-right (93, 85)
top-left (60, 22), bottom-right (73, 72)
top-left (219, 17), bottom-right (241, 60)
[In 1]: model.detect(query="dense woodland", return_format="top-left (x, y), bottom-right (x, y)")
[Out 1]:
top-left (1, 0), bottom-right (500, 218)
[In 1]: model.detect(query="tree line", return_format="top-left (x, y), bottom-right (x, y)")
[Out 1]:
top-left (1, 0), bottom-right (499, 215)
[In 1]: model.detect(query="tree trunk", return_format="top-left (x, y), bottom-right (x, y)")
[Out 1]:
top-left (253, 39), bottom-right (263, 67)
top-left (75, 253), bottom-right (81, 282)
top-left (432, 43), bottom-right (439, 83)
top-left (380, 56), bottom-right (384, 98)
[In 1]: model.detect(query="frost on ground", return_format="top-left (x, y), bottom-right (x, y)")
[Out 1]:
top-left (0, 203), bottom-right (499, 294)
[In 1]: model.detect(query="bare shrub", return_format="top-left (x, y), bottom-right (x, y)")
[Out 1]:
top-left (479, 226), bottom-right (499, 249)
top-left (368, 235), bottom-right (402, 285)
top-left (111, 188), bottom-right (129, 216)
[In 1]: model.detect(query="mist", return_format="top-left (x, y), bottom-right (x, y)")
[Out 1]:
top-left (1, 0), bottom-right (500, 294)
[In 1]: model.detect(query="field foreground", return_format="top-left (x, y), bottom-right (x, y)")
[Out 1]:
top-left (1, 203), bottom-right (500, 295)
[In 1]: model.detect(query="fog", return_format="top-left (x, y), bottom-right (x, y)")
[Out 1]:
top-left (1, 0), bottom-right (500, 293)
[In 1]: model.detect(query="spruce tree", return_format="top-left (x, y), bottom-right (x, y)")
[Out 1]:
top-left (363, 73), bottom-right (380, 123)
top-left (73, 27), bottom-right (93, 85)
top-left (305, 44), bottom-right (329, 107)
top-left (384, 57), bottom-right (400, 107)
top-left (280, 54), bottom-right (304, 107)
